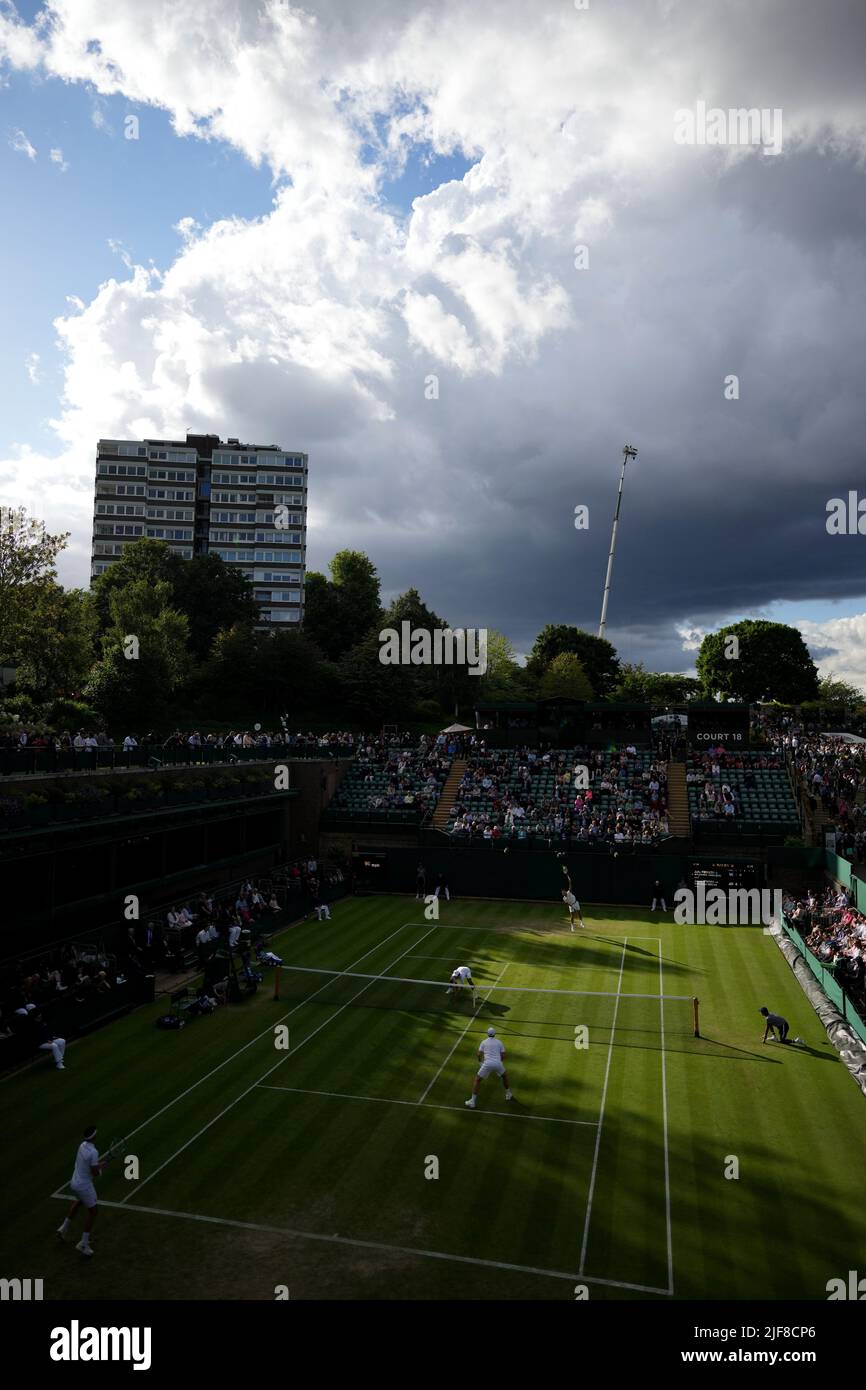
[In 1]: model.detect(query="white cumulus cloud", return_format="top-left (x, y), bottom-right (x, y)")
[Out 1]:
top-left (9, 126), bottom-right (36, 159)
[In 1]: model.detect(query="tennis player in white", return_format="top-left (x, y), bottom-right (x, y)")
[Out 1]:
top-left (562, 874), bottom-right (584, 931)
top-left (466, 1027), bottom-right (513, 1108)
top-left (446, 965), bottom-right (478, 1005)
top-left (56, 1125), bottom-right (104, 1257)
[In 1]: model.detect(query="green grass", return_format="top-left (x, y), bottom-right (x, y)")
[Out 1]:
top-left (3, 895), bottom-right (866, 1301)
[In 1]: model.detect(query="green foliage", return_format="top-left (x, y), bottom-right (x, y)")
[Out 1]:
top-left (91, 539), bottom-right (257, 661)
top-left (0, 507), bottom-right (70, 666)
top-left (303, 551), bottom-right (382, 661)
top-left (45, 697), bottom-right (101, 728)
top-left (539, 652), bottom-right (594, 700)
top-left (171, 553), bottom-right (258, 660)
top-left (696, 620), bottom-right (819, 704)
top-left (526, 625), bottom-right (620, 696)
top-left (611, 662), bottom-right (702, 704)
top-left (14, 586), bottom-right (97, 702)
top-left (197, 624), bottom-right (335, 718)
top-left (0, 692), bottom-right (41, 729)
top-left (816, 676), bottom-right (864, 707)
top-left (337, 631), bottom-right (417, 722)
top-left (84, 579), bottom-right (190, 726)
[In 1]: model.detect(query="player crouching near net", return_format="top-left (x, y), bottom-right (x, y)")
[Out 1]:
top-left (759, 1006), bottom-right (803, 1045)
top-left (446, 965), bottom-right (478, 1006)
top-left (562, 874), bottom-right (584, 931)
top-left (466, 1027), bottom-right (513, 1108)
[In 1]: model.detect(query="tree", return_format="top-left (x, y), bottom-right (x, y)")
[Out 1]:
top-left (253, 630), bottom-right (335, 716)
top-left (338, 631), bottom-right (417, 723)
top-left (611, 662), bottom-right (702, 704)
top-left (171, 554), bottom-right (258, 660)
top-left (91, 540), bottom-right (257, 658)
top-left (303, 552), bottom-right (381, 661)
top-left (696, 621), bottom-right (819, 704)
top-left (474, 629), bottom-right (534, 704)
top-left (90, 539), bottom-right (178, 632)
top-left (816, 676), bottom-right (865, 707)
top-left (84, 579), bottom-right (189, 726)
top-left (14, 586), bottom-right (97, 701)
top-left (381, 587), bottom-right (452, 710)
top-left (526, 624), bottom-right (620, 696)
top-left (0, 506), bottom-right (69, 664)
top-left (540, 653), bottom-right (594, 700)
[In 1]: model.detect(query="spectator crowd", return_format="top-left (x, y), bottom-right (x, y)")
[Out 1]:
top-left (449, 744), bottom-right (670, 848)
top-left (784, 885), bottom-right (866, 1020)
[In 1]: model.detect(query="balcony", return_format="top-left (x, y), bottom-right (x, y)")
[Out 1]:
top-left (0, 767), bottom-right (296, 836)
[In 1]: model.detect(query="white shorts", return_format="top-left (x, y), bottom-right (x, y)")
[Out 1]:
top-left (71, 1181), bottom-right (97, 1209)
top-left (477, 1061), bottom-right (505, 1079)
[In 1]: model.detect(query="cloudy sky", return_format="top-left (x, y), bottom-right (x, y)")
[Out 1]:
top-left (1, 0), bottom-right (865, 681)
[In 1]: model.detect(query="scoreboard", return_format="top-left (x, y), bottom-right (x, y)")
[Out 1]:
top-left (351, 852), bottom-right (389, 892)
top-left (688, 858), bottom-right (760, 890)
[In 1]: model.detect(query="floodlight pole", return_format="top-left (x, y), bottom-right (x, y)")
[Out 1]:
top-left (598, 444), bottom-right (637, 640)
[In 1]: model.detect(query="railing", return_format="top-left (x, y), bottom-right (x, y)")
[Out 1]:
top-left (0, 742), bottom-right (356, 777)
top-left (0, 776), bottom-right (294, 834)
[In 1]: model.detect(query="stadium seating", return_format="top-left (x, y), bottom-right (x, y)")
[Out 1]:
top-left (687, 753), bottom-right (798, 827)
top-left (323, 746), bottom-right (451, 821)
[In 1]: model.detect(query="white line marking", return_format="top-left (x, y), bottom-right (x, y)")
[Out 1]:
top-left (578, 936), bottom-right (628, 1275)
top-left (257, 1082), bottom-right (596, 1127)
top-left (121, 924), bottom-right (439, 1203)
top-left (659, 937), bottom-right (674, 1296)
top-left (47, 1195), bottom-right (669, 1295)
top-left (403, 954), bottom-right (475, 961)
top-left (117, 920), bottom-right (423, 1147)
top-left (417, 964), bottom-right (510, 1104)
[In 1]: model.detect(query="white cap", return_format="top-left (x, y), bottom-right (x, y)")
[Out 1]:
top-left (487, 1027), bottom-right (496, 1037)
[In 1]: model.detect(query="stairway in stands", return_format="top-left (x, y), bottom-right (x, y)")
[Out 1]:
top-left (666, 760), bottom-right (692, 838)
top-left (432, 758), bottom-right (466, 831)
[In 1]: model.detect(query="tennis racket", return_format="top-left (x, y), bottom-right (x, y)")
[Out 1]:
top-left (103, 1136), bottom-right (128, 1164)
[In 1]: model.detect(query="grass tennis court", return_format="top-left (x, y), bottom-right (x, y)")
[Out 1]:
top-left (4, 895), bottom-right (866, 1301)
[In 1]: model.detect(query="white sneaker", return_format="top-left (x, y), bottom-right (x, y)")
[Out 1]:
top-left (465, 1097), bottom-right (476, 1109)
top-left (505, 1090), bottom-right (513, 1101)
top-left (56, 1063), bottom-right (65, 1070)
top-left (75, 1241), bottom-right (93, 1257)
top-left (56, 1227), bottom-right (68, 1242)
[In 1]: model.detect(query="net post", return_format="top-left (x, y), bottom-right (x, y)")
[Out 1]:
top-left (273, 964), bottom-right (281, 1002)
top-left (693, 995), bottom-right (700, 1038)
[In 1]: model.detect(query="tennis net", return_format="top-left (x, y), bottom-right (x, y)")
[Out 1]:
top-left (273, 964), bottom-right (700, 1038)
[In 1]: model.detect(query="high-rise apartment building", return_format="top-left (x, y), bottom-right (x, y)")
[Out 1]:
top-left (91, 433), bottom-right (306, 625)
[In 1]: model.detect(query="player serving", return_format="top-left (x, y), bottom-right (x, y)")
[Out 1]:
top-left (447, 965), bottom-right (478, 1005)
top-left (562, 872), bottom-right (584, 931)
top-left (466, 1027), bottom-right (513, 1108)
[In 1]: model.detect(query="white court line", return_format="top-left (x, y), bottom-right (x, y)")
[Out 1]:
top-left (47, 1194), bottom-right (668, 1296)
top-left (120, 923), bottom-right (439, 1204)
top-left (51, 919), bottom-right (423, 1198)
top-left (119, 921), bottom-right (423, 1146)
top-left (659, 938), bottom-right (674, 1296)
top-left (578, 936), bottom-right (628, 1276)
top-left (403, 954), bottom-right (476, 961)
top-left (417, 964), bottom-right (510, 1104)
top-left (257, 1082), bottom-right (597, 1127)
